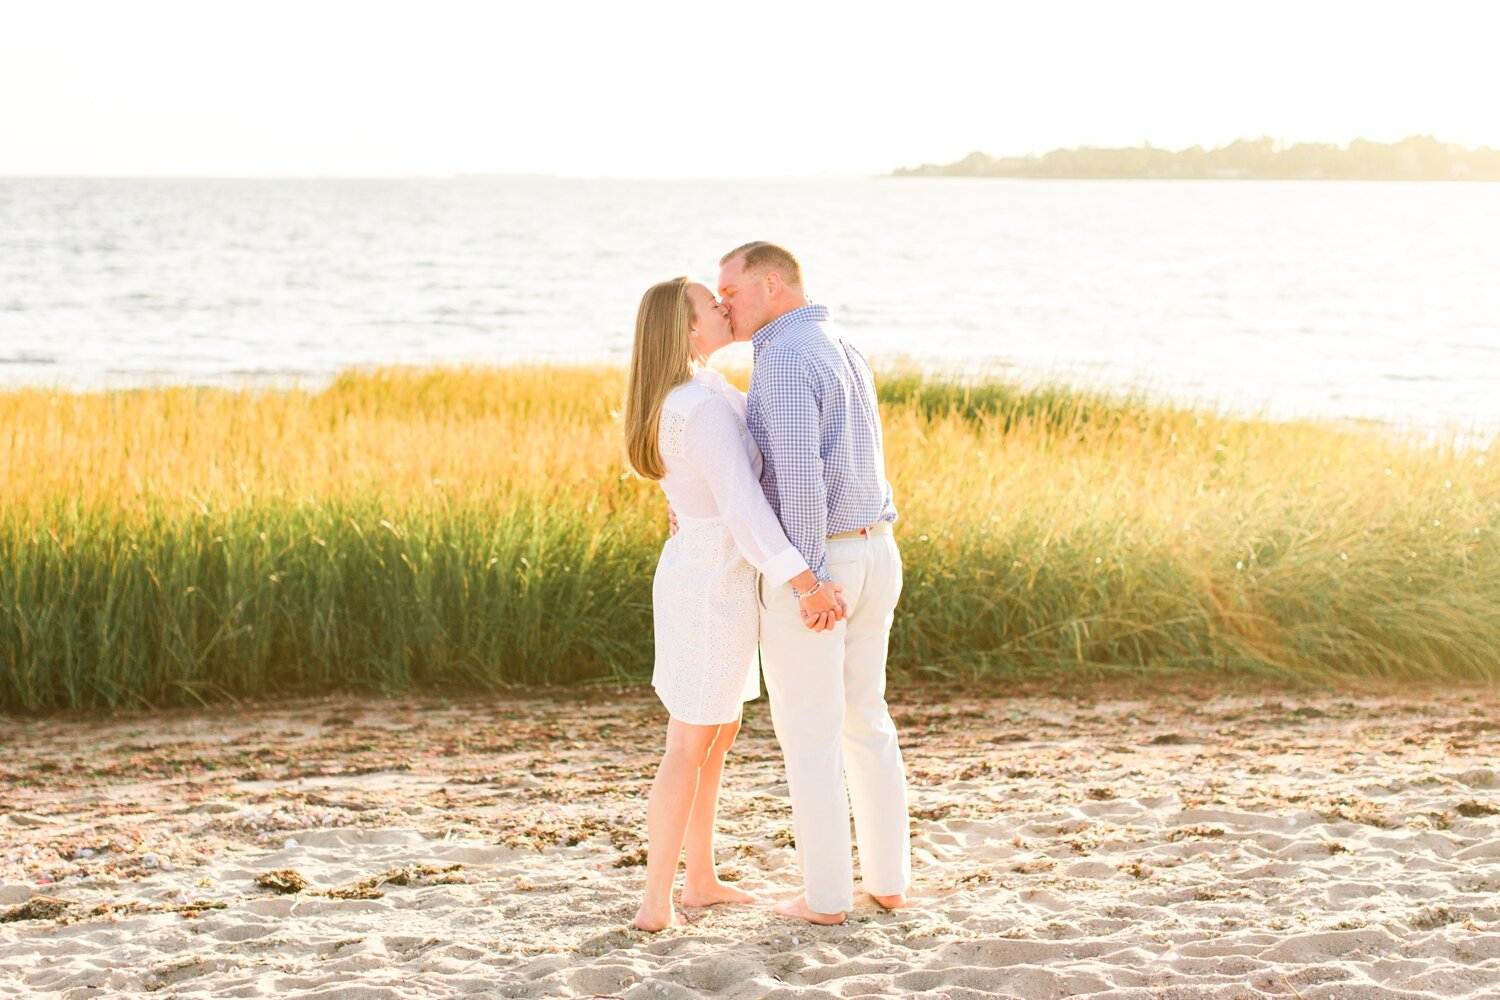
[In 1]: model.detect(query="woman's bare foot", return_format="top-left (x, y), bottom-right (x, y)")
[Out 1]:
top-left (632, 900), bottom-right (685, 932)
top-left (680, 879), bottom-right (758, 908)
top-left (772, 893), bottom-right (846, 925)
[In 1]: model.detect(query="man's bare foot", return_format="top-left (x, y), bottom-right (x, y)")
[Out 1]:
top-left (858, 885), bottom-right (910, 910)
top-left (680, 880), bottom-right (758, 908)
top-left (632, 900), bottom-right (685, 932)
top-left (773, 893), bottom-right (845, 925)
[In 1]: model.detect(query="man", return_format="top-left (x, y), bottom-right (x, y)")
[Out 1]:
top-left (717, 241), bottom-right (911, 925)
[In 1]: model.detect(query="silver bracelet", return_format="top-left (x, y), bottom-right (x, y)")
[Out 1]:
top-left (792, 579), bottom-right (825, 599)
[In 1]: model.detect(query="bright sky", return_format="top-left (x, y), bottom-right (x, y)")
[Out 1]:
top-left (3, 0), bottom-right (1496, 177)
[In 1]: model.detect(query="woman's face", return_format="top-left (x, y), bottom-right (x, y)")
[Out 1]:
top-left (686, 283), bottom-right (734, 360)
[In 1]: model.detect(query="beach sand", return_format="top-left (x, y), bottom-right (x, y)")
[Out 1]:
top-left (2, 684), bottom-right (1498, 998)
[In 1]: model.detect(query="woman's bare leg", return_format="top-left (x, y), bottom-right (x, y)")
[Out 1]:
top-left (680, 715), bottom-right (757, 907)
top-left (633, 718), bottom-right (721, 931)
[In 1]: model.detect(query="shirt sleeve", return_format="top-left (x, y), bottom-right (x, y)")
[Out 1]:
top-left (682, 395), bottom-right (810, 586)
top-left (755, 347), bottom-right (831, 579)
top-left (839, 340), bottom-right (898, 523)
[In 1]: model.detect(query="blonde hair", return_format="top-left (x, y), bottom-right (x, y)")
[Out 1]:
top-left (624, 276), bottom-right (696, 480)
top-left (719, 240), bottom-right (804, 288)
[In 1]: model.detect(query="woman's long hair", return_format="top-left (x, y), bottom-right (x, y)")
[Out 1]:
top-left (624, 276), bottom-right (695, 480)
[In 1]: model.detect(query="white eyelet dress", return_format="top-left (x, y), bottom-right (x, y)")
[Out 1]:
top-left (651, 368), bottom-right (810, 726)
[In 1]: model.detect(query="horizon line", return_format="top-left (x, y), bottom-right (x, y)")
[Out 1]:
top-left (6, 136), bottom-right (1496, 183)
top-left (0, 170), bottom-right (887, 182)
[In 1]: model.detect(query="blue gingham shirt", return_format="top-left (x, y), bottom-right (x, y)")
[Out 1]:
top-left (747, 304), bottom-right (897, 580)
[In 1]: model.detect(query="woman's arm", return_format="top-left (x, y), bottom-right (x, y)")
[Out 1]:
top-left (681, 397), bottom-right (844, 625)
top-left (683, 395), bottom-right (808, 585)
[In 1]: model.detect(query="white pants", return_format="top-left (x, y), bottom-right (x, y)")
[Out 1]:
top-left (758, 531), bottom-right (910, 913)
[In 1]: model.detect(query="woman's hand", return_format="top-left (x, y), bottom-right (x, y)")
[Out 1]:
top-left (797, 579), bottom-right (846, 632)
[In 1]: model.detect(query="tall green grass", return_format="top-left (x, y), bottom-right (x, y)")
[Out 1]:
top-left (2, 365), bottom-right (1496, 711)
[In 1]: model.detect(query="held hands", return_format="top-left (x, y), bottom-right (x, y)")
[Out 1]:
top-left (795, 577), bottom-right (848, 633)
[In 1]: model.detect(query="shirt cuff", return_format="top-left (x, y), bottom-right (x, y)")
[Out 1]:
top-left (759, 546), bottom-right (811, 588)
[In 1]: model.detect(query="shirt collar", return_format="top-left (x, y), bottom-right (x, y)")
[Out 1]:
top-left (750, 303), bottom-right (830, 353)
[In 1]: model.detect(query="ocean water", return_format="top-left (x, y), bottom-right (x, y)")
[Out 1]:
top-left (2, 176), bottom-right (1497, 435)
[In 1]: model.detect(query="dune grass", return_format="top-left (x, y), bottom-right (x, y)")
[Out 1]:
top-left (1, 365), bottom-right (1496, 711)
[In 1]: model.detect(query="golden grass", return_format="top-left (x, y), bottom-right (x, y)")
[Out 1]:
top-left (2, 365), bottom-right (1496, 710)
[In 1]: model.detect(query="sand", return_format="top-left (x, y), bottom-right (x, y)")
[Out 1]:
top-left (2, 685), bottom-right (1498, 998)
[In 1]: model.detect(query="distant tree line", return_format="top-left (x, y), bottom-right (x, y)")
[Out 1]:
top-left (894, 136), bottom-right (1500, 180)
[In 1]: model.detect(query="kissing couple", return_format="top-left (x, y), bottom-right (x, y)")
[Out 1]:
top-left (623, 242), bottom-right (912, 930)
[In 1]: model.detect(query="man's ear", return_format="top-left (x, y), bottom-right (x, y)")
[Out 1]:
top-left (764, 271), bottom-right (782, 298)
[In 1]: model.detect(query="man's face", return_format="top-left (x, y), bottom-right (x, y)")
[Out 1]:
top-left (717, 256), bottom-right (770, 343)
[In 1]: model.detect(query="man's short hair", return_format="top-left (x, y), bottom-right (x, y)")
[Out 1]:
top-left (720, 241), bottom-right (804, 288)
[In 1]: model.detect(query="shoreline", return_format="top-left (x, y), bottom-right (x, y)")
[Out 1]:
top-left (1, 364), bottom-right (1495, 448)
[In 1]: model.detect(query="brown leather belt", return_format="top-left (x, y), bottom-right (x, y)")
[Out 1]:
top-left (827, 521), bottom-right (894, 542)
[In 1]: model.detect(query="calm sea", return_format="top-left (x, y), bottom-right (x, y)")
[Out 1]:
top-left (2, 177), bottom-right (1497, 435)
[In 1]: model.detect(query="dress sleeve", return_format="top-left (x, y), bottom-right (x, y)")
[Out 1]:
top-left (682, 395), bottom-right (810, 586)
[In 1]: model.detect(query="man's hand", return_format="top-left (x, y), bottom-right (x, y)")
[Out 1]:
top-left (798, 580), bottom-right (846, 632)
top-left (667, 504), bottom-right (679, 537)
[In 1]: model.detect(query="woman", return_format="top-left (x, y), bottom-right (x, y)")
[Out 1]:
top-left (623, 276), bottom-right (844, 932)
